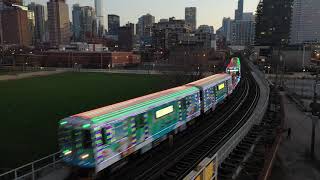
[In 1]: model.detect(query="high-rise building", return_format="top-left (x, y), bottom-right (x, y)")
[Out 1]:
top-left (81, 6), bottom-right (96, 40)
top-left (72, 5), bottom-right (96, 42)
top-left (136, 13), bottom-right (155, 38)
top-left (231, 18), bottom-right (255, 46)
top-left (235, 0), bottom-right (244, 20)
top-left (1, 6), bottom-right (31, 46)
top-left (195, 26), bottom-right (216, 49)
top-left (290, 0), bottom-right (320, 44)
top-left (185, 7), bottom-right (197, 31)
top-left (27, 10), bottom-right (35, 45)
top-left (255, 0), bottom-right (293, 46)
top-left (222, 17), bottom-right (232, 42)
top-left (108, 14), bottom-right (120, 36)
top-left (152, 17), bottom-right (191, 50)
top-left (28, 2), bottom-right (46, 44)
top-left (47, 0), bottom-right (71, 46)
top-left (94, 0), bottom-right (104, 37)
top-left (118, 23), bottom-right (134, 51)
top-left (72, 4), bottom-right (81, 41)
top-left (198, 25), bottom-right (214, 34)
top-left (242, 12), bottom-right (255, 21)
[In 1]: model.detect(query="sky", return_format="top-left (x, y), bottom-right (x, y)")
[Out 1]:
top-left (25, 0), bottom-right (260, 29)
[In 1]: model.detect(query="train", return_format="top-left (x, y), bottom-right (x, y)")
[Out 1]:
top-left (58, 58), bottom-right (241, 174)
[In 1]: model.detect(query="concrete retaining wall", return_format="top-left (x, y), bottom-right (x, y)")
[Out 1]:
top-left (217, 60), bottom-right (270, 164)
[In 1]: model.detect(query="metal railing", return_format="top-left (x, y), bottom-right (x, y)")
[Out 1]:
top-left (183, 61), bottom-right (270, 179)
top-left (217, 61), bottom-right (270, 164)
top-left (0, 151), bottom-right (62, 180)
top-left (184, 154), bottom-right (218, 180)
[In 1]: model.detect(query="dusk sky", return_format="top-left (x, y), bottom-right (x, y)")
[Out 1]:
top-left (25, 0), bottom-right (260, 29)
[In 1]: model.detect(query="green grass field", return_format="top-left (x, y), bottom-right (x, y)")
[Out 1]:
top-left (0, 72), bottom-right (176, 168)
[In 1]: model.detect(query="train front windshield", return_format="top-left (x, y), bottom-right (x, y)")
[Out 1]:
top-left (59, 125), bottom-right (95, 168)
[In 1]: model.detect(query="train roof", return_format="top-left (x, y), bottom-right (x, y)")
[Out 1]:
top-left (73, 85), bottom-right (199, 124)
top-left (187, 73), bottom-right (230, 88)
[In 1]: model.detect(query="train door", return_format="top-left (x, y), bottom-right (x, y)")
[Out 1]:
top-left (185, 93), bottom-right (201, 121)
top-left (210, 86), bottom-right (216, 111)
top-left (133, 113), bottom-right (149, 144)
top-left (178, 98), bottom-right (187, 122)
top-left (215, 82), bottom-right (227, 104)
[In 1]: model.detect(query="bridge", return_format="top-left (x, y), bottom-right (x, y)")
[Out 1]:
top-left (0, 59), bottom-right (275, 180)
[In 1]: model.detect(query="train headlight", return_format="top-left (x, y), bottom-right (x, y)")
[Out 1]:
top-left (63, 150), bottom-right (72, 156)
top-left (80, 154), bottom-right (89, 159)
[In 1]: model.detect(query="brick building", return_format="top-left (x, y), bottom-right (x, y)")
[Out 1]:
top-left (15, 51), bottom-right (141, 68)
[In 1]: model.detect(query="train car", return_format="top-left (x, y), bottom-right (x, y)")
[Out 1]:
top-left (226, 57), bottom-right (241, 88)
top-left (58, 62), bottom-right (242, 174)
top-left (58, 86), bottom-right (201, 173)
top-left (187, 74), bottom-right (232, 113)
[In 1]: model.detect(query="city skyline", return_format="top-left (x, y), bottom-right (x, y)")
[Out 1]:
top-left (24, 0), bottom-right (260, 28)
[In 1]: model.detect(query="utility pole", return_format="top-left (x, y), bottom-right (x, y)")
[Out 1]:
top-left (311, 68), bottom-right (319, 159)
top-left (275, 47), bottom-right (281, 88)
top-left (100, 52), bottom-right (103, 69)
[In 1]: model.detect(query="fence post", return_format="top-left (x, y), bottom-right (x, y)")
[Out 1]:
top-left (32, 163), bottom-right (35, 180)
top-left (53, 154), bottom-right (56, 168)
top-left (15, 169), bottom-right (18, 179)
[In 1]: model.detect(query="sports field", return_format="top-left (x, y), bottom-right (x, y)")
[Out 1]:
top-left (0, 72), bottom-right (176, 168)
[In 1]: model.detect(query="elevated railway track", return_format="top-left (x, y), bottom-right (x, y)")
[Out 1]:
top-left (97, 63), bottom-right (260, 180)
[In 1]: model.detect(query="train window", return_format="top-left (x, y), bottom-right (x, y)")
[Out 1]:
top-left (82, 130), bottom-right (92, 149)
top-left (113, 123), bottom-right (127, 141)
top-left (155, 105), bottom-right (174, 119)
top-left (218, 83), bottom-right (225, 90)
top-left (58, 128), bottom-right (73, 147)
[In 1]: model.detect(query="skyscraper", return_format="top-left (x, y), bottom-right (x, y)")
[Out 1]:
top-left (290, 0), bottom-right (320, 44)
top-left (72, 4), bottom-right (81, 41)
top-left (185, 7), bottom-right (197, 31)
top-left (72, 5), bottom-right (96, 42)
top-left (28, 2), bottom-right (46, 44)
top-left (1, 6), bottom-right (31, 46)
top-left (81, 6), bottom-right (96, 39)
top-left (94, 0), bottom-right (104, 37)
top-left (231, 15), bottom-right (255, 46)
top-left (119, 23), bottom-right (134, 51)
top-left (136, 13), bottom-right (155, 39)
top-left (27, 10), bottom-right (35, 45)
top-left (108, 14), bottom-right (120, 36)
top-left (222, 17), bottom-right (232, 42)
top-left (235, 0), bottom-right (244, 20)
top-left (47, 0), bottom-right (71, 46)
